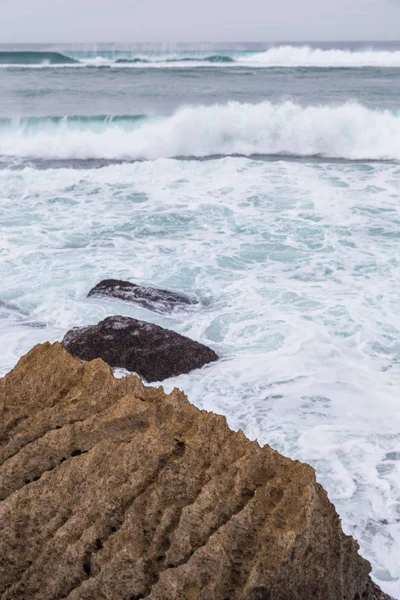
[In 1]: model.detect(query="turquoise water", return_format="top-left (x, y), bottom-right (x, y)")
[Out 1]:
top-left (1, 42), bottom-right (400, 596)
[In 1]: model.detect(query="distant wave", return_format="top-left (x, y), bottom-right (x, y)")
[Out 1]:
top-left (114, 54), bottom-right (235, 64)
top-left (0, 50), bottom-right (238, 68)
top-left (4, 46), bottom-right (400, 68)
top-left (0, 51), bottom-right (78, 65)
top-left (1, 102), bottom-right (400, 161)
top-left (242, 45), bottom-right (400, 67)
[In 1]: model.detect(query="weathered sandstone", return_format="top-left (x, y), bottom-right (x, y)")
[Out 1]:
top-left (0, 343), bottom-right (391, 600)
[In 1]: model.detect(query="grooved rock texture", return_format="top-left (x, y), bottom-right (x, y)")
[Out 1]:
top-left (62, 315), bottom-right (218, 382)
top-left (88, 279), bottom-right (198, 313)
top-left (0, 343), bottom-right (385, 600)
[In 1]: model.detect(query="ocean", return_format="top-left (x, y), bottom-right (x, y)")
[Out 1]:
top-left (1, 41), bottom-right (400, 596)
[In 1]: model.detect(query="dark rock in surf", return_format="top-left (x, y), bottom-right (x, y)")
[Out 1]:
top-left (62, 315), bottom-right (218, 382)
top-left (88, 279), bottom-right (198, 313)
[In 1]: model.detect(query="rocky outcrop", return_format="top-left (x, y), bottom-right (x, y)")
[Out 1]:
top-left (370, 582), bottom-right (395, 600)
top-left (62, 316), bottom-right (218, 382)
top-left (88, 279), bottom-right (198, 313)
top-left (0, 342), bottom-right (390, 600)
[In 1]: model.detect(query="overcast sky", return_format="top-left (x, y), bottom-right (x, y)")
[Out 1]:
top-left (1, 0), bottom-right (400, 43)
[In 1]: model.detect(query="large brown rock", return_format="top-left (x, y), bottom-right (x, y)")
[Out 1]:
top-left (62, 315), bottom-right (218, 382)
top-left (0, 343), bottom-right (391, 600)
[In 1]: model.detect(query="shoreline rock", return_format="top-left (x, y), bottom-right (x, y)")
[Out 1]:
top-left (62, 315), bottom-right (218, 382)
top-left (0, 342), bottom-right (394, 600)
top-left (88, 279), bottom-right (198, 313)
top-left (370, 581), bottom-right (395, 600)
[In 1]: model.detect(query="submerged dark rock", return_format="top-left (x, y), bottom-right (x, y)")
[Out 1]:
top-left (62, 315), bottom-right (218, 382)
top-left (88, 279), bottom-right (198, 313)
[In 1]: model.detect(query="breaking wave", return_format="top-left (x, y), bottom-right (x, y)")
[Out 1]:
top-left (242, 45), bottom-right (400, 67)
top-left (1, 101), bottom-right (400, 161)
top-left (0, 50), bottom-right (238, 68)
top-left (4, 46), bottom-right (400, 68)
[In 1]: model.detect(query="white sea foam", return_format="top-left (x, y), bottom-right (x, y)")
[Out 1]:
top-left (1, 158), bottom-right (400, 595)
top-left (243, 45), bottom-right (400, 67)
top-left (1, 101), bottom-right (400, 161)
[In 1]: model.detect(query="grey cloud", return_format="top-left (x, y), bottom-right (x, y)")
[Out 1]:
top-left (0, 0), bottom-right (400, 42)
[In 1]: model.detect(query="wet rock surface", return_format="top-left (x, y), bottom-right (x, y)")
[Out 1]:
top-left (370, 581), bottom-right (395, 600)
top-left (88, 279), bottom-right (198, 313)
top-left (62, 315), bottom-right (218, 382)
top-left (0, 342), bottom-right (390, 600)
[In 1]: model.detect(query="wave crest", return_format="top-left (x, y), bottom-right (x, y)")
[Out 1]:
top-left (1, 101), bottom-right (400, 161)
top-left (0, 51), bottom-right (78, 65)
top-left (4, 46), bottom-right (400, 68)
top-left (113, 54), bottom-right (234, 64)
top-left (243, 45), bottom-right (400, 67)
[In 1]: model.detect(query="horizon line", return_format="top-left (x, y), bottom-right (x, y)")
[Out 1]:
top-left (1, 39), bottom-right (400, 45)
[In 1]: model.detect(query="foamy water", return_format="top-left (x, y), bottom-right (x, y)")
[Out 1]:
top-left (244, 45), bottom-right (400, 67)
top-left (2, 41), bottom-right (400, 597)
top-left (1, 157), bottom-right (400, 595)
top-left (1, 101), bottom-right (400, 161)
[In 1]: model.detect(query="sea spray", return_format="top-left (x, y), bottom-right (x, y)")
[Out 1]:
top-left (1, 101), bottom-right (400, 161)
